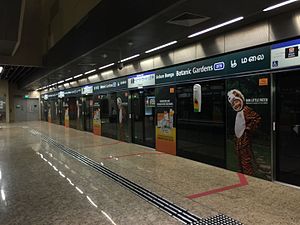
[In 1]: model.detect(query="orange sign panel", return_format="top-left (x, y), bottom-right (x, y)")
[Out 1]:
top-left (259, 78), bottom-right (268, 86)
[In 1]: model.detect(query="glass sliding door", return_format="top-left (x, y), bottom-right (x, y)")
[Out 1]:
top-left (132, 91), bottom-right (144, 145)
top-left (82, 96), bottom-right (93, 132)
top-left (276, 71), bottom-right (300, 186)
top-left (50, 99), bottom-right (59, 125)
top-left (117, 91), bottom-right (130, 142)
top-left (100, 93), bottom-right (118, 139)
top-left (68, 97), bottom-right (78, 129)
top-left (144, 89), bottom-right (156, 148)
top-left (131, 89), bottom-right (155, 148)
top-left (177, 80), bottom-right (226, 168)
top-left (58, 99), bottom-right (64, 125)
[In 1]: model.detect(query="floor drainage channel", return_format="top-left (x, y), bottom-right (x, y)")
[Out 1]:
top-left (30, 129), bottom-right (243, 225)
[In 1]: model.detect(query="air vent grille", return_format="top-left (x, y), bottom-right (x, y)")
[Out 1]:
top-left (167, 12), bottom-right (210, 27)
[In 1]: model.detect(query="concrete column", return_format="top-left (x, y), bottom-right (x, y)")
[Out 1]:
top-left (0, 80), bottom-right (9, 123)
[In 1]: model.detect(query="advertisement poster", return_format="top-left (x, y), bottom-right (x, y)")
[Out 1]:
top-left (116, 92), bottom-right (129, 142)
top-left (155, 87), bottom-right (176, 155)
top-left (226, 75), bottom-right (271, 180)
top-left (193, 84), bottom-right (202, 112)
top-left (48, 108), bottom-right (51, 123)
top-left (93, 102), bottom-right (101, 136)
top-left (0, 97), bottom-right (6, 122)
top-left (64, 106), bottom-right (69, 127)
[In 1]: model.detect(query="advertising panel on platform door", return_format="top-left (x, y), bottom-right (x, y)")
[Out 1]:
top-left (93, 101), bottom-right (101, 136)
top-left (116, 92), bottom-right (129, 142)
top-left (64, 101), bottom-right (69, 127)
top-left (226, 75), bottom-right (271, 180)
top-left (155, 87), bottom-right (176, 155)
top-left (48, 107), bottom-right (51, 123)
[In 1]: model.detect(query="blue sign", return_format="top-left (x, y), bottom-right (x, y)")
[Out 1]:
top-left (214, 62), bottom-right (225, 71)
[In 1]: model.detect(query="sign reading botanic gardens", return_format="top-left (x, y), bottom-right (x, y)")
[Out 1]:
top-left (155, 46), bottom-right (270, 84)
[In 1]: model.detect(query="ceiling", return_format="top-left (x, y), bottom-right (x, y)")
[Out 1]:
top-left (0, 65), bottom-right (39, 82)
top-left (9, 0), bottom-right (300, 90)
top-left (0, 0), bottom-right (23, 56)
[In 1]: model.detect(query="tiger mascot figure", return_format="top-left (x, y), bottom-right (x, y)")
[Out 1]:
top-left (227, 89), bottom-right (261, 176)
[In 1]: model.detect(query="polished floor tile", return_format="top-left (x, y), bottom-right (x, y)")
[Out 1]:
top-left (1, 121), bottom-right (300, 225)
top-left (0, 126), bottom-right (182, 225)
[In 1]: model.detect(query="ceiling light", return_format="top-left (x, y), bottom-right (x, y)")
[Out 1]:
top-left (0, 66), bottom-right (3, 73)
top-left (101, 53), bottom-right (108, 58)
top-left (73, 74), bottom-right (83, 79)
top-left (65, 77), bottom-right (73, 82)
top-left (263, 0), bottom-right (298, 11)
top-left (145, 41), bottom-right (178, 53)
top-left (57, 80), bottom-right (64, 84)
top-left (188, 16), bottom-right (244, 38)
top-left (120, 54), bottom-right (140, 63)
top-left (99, 63), bottom-right (115, 70)
top-left (84, 69), bottom-right (96, 75)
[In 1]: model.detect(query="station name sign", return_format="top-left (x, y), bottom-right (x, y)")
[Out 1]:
top-left (64, 88), bottom-right (81, 97)
top-left (93, 77), bottom-right (127, 93)
top-left (81, 85), bottom-right (93, 95)
top-left (42, 45), bottom-right (272, 97)
top-left (155, 46), bottom-right (270, 84)
top-left (128, 72), bottom-right (155, 89)
top-left (58, 91), bottom-right (65, 98)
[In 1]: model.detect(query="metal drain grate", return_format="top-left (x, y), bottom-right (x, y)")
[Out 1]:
top-left (29, 129), bottom-right (243, 225)
top-left (199, 214), bottom-right (243, 225)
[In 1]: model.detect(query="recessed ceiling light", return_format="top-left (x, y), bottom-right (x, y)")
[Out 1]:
top-left (263, 0), bottom-right (298, 11)
top-left (84, 69), bottom-right (96, 75)
top-left (145, 41), bottom-right (178, 54)
top-left (73, 74), bottom-right (83, 79)
top-left (99, 63), bottom-right (115, 70)
top-left (101, 53), bottom-right (108, 58)
top-left (188, 16), bottom-right (244, 38)
top-left (65, 77), bottom-right (73, 82)
top-left (120, 54), bottom-right (140, 63)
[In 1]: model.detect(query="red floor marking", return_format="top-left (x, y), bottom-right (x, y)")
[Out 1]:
top-left (102, 151), bottom-right (163, 160)
top-left (186, 173), bottom-right (248, 199)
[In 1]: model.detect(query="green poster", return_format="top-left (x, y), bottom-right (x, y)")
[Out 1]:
top-left (226, 75), bottom-right (271, 180)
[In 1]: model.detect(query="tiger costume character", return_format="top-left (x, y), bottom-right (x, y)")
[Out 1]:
top-left (228, 89), bottom-right (261, 176)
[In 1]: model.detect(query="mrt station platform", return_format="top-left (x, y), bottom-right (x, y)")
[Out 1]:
top-left (0, 121), bottom-right (299, 225)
